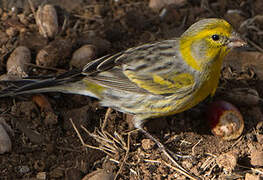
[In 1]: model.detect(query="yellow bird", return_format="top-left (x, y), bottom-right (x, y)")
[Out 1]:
top-left (0, 18), bottom-right (245, 178)
top-left (0, 18), bottom-right (245, 128)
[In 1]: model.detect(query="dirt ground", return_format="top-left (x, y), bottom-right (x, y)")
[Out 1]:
top-left (0, 0), bottom-right (263, 179)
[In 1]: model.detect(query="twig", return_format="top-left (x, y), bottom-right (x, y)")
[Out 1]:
top-left (246, 38), bottom-right (263, 53)
top-left (139, 128), bottom-right (200, 180)
top-left (237, 164), bottom-right (263, 175)
top-left (192, 138), bottom-right (203, 155)
top-left (81, 125), bottom-right (117, 155)
top-left (200, 156), bottom-right (216, 172)
top-left (27, 0), bottom-right (36, 18)
top-left (70, 118), bottom-right (114, 156)
top-left (102, 108), bottom-right (112, 131)
top-left (114, 132), bottom-right (131, 180)
top-left (109, 158), bottom-right (120, 164)
top-left (230, 136), bottom-right (243, 149)
top-left (60, 16), bottom-right (68, 35)
top-left (145, 158), bottom-right (205, 178)
top-left (144, 159), bottom-right (162, 164)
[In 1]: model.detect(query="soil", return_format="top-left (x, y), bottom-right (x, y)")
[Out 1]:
top-left (0, 0), bottom-right (263, 179)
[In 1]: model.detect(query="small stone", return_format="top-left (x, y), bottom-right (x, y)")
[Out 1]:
top-left (7, 46), bottom-right (31, 78)
top-left (182, 160), bottom-right (193, 169)
top-left (36, 38), bottom-right (72, 67)
top-left (6, 27), bottom-right (18, 37)
top-left (0, 117), bottom-right (14, 136)
top-left (0, 124), bottom-right (12, 154)
top-left (141, 139), bottom-right (155, 150)
top-left (149, 0), bottom-right (186, 11)
top-left (149, 0), bottom-right (165, 11)
top-left (36, 172), bottom-right (47, 180)
top-left (82, 169), bottom-right (114, 180)
top-left (251, 149), bottom-right (263, 166)
top-left (17, 13), bottom-right (29, 25)
top-left (36, 4), bottom-right (58, 38)
top-left (18, 165), bottom-right (30, 174)
top-left (1, 12), bottom-right (9, 21)
top-left (245, 173), bottom-right (260, 180)
top-left (216, 152), bottom-right (237, 174)
top-left (70, 45), bottom-right (97, 69)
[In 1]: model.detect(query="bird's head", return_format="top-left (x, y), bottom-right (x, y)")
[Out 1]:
top-left (179, 18), bottom-right (246, 70)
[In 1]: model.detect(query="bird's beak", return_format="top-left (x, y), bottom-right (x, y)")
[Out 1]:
top-left (227, 32), bottom-right (247, 48)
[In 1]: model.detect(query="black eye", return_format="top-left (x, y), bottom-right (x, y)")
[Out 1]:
top-left (212, 34), bottom-right (220, 41)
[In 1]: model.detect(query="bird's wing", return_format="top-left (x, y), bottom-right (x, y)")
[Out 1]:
top-left (0, 40), bottom-right (196, 98)
top-left (83, 39), bottom-right (196, 96)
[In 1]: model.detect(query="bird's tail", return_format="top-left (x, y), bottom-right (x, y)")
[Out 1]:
top-left (0, 70), bottom-right (101, 98)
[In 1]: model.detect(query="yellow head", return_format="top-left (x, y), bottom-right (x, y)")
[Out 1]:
top-left (179, 18), bottom-right (246, 71)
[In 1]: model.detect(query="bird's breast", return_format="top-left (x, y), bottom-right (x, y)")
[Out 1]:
top-left (152, 66), bottom-right (222, 117)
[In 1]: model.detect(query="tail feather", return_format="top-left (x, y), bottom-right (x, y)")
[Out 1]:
top-left (0, 78), bottom-right (64, 97)
top-left (0, 70), bottom-right (88, 98)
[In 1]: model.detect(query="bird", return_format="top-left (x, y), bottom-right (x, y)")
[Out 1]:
top-left (0, 18), bottom-right (246, 179)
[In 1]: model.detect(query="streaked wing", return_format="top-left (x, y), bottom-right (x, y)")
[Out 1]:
top-left (89, 68), bottom-right (149, 94)
top-left (84, 39), bottom-right (196, 96)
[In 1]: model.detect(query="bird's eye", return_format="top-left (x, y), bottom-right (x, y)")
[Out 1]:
top-left (212, 34), bottom-right (220, 41)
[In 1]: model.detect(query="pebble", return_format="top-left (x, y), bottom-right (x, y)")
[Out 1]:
top-left (82, 169), bottom-right (114, 180)
top-left (6, 46), bottom-right (31, 78)
top-left (149, 0), bottom-right (187, 11)
top-left (141, 138), bottom-right (155, 150)
top-left (6, 27), bottom-right (18, 37)
top-left (0, 124), bottom-right (11, 154)
top-left (36, 172), bottom-right (47, 180)
top-left (216, 151), bottom-right (237, 174)
top-left (251, 149), bottom-right (263, 166)
top-left (245, 173), bottom-right (261, 180)
top-left (36, 38), bottom-right (72, 67)
top-left (70, 44), bottom-right (97, 69)
top-left (36, 4), bottom-right (58, 38)
top-left (18, 165), bottom-right (30, 174)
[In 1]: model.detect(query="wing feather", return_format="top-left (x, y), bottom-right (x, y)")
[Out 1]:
top-left (82, 39), bottom-right (197, 97)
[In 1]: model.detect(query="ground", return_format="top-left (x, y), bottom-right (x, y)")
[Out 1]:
top-left (0, 0), bottom-right (263, 179)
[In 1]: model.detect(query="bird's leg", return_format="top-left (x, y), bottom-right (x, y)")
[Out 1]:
top-left (138, 127), bottom-right (200, 180)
